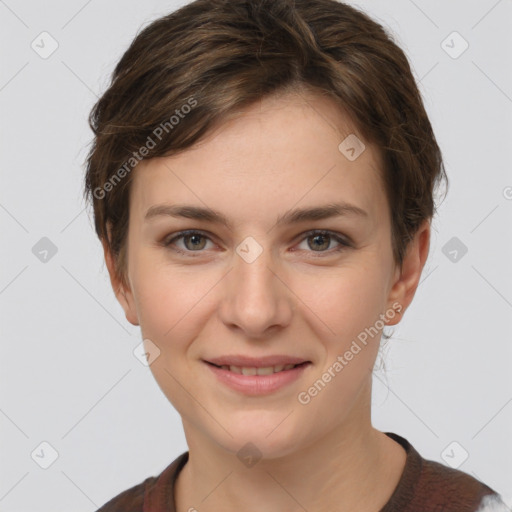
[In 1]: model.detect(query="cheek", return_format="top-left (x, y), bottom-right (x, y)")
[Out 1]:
top-left (296, 261), bottom-right (389, 342)
top-left (131, 255), bottom-right (217, 350)
top-left (130, 260), bottom-right (215, 412)
top-left (292, 267), bottom-right (387, 427)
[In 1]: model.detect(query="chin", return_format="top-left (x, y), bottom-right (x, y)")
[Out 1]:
top-left (213, 412), bottom-right (310, 461)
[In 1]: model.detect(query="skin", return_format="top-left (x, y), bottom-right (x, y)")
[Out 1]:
top-left (103, 90), bottom-right (430, 512)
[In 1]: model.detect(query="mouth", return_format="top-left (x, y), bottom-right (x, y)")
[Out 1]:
top-left (204, 360), bottom-right (310, 375)
top-left (202, 357), bottom-right (312, 395)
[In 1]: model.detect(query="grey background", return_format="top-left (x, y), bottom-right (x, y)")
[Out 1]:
top-left (1, 0), bottom-right (511, 510)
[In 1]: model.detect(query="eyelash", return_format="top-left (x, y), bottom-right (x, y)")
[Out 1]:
top-left (162, 229), bottom-right (351, 258)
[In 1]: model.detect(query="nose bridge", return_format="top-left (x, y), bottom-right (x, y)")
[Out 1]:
top-left (220, 234), bottom-right (293, 335)
top-left (232, 234), bottom-right (278, 298)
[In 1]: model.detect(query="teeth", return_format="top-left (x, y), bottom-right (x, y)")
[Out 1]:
top-left (256, 366), bottom-right (274, 375)
top-left (220, 363), bottom-right (302, 374)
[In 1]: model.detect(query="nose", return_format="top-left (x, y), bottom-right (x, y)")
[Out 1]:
top-left (217, 241), bottom-right (294, 339)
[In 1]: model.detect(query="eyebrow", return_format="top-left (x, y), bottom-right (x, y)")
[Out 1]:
top-left (144, 202), bottom-right (368, 229)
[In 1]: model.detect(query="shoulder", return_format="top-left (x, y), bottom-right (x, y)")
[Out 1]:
top-left (415, 456), bottom-right (502, 510)
top-left (383, 432), bottom-right (506, 512)
top-left (94, 452), bottom-right (189, 512)
top-left (95, 475), bottom-right (157, 512)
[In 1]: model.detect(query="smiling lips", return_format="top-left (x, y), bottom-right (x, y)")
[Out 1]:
top-left (204, 354), bottom-right (312, 395)
top-left (217, 363), bottom-right (302, 375)
top-left (205, 354), bottom-right (310, 373)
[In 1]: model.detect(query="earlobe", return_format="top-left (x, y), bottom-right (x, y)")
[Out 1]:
top-left (101, 237), bottom-right (140, 327)
top-left (385, 220), bottom-right (431, 326)
top-left (118, 287), bottom-right (140, 326)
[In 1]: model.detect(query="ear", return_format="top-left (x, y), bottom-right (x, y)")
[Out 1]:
top-left (101, 236), bottom-right (139, 326)
top-left (385, 219), bottom-right (431, 326)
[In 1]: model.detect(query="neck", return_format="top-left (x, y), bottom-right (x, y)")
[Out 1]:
top-left (174, 387), bottom-right (406, 512)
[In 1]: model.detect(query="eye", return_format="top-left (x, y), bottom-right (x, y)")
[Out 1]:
top-left (163, 230), bottom-right (215, 256)
top-left (162, 229), bottom-right (351, 257)
top-left (294, 230), bottom-right (351, 256)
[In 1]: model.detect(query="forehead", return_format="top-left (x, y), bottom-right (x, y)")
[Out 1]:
top-left (129, 91), bottom-right (387, 225)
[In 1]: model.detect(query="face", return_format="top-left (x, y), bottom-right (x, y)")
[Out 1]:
top-left (105, 91), bottom-right (429, 459)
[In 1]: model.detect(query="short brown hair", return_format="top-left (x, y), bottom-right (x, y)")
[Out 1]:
top-left (83, 0), bottom-right (447, 288)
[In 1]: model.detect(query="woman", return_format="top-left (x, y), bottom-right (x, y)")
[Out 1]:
top-left (84, 0), bottom-right (507, 509)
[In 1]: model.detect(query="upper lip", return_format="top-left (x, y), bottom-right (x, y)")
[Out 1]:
top-left (204, 355), bottom-right (310, 368)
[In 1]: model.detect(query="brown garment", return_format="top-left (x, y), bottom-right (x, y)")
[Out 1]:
top-left (96, 432), bottom-right (505, 511)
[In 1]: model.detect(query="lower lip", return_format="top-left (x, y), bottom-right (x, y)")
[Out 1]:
top-left (204, 361), bottom-right (311, 395)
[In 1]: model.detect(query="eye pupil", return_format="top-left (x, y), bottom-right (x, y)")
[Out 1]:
top-left (309, 234), bottom-right (330, 251)
top-left (185, 234), bottom-right (206, 250)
